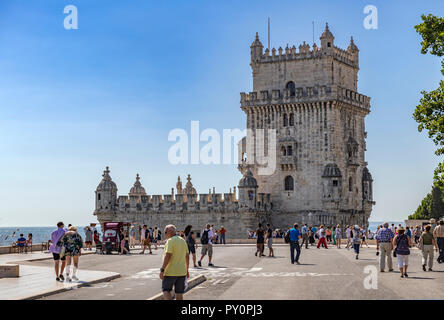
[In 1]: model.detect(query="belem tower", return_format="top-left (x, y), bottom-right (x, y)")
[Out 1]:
top-left (94, 24), bottom-right (375, 238)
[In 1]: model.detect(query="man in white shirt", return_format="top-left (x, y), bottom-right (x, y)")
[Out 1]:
top-left (198, 224), bottom-right (215, 267)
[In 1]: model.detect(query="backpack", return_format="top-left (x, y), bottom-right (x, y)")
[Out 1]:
top-left (285, 230), bottom-right (291, 243)
top-left (201, 230), bottom-right (209, 245)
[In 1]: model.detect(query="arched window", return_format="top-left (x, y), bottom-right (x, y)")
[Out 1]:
top-left (283, 113), bottom-right (288, 127)
top-left (281, 146), bottom-right (286, 156)
top-left (349, 177), bottom-right (353, 192)
top-left (286, 81), bottom-right (296, 97)
top-left (287, 146), bottom-right (293, 156)
top-left (284, 176), bottom-right (294, 191)
top-left (289, 113), bottom-right (294, 126)
top-left (98, 193), bottom-right (101, 201)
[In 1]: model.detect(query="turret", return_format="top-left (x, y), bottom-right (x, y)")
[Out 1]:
top-left (238, 169), bottom-right (258, 209)
top-left (320, 22), bottom-right (334, 51)
top-left (95, 166), bottom-right (118, 212)
top-left (250, 32), bottom-right (263, 63)
top-left (347, 36), bottom-right (359, 66)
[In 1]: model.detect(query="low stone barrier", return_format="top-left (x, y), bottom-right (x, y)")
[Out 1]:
top-left (0, 243), bottom-right (47, 255)
top-left (0, 264), bottom-right (19, 278)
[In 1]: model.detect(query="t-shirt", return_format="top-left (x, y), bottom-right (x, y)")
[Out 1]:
top-left (422, 232), bottom-right (434, 245)
top-left (289, 228), bottom-right (300, 242)
top-left (219, 228), bottom-right (226, 235)
top-left (266, 228), bottom-right (272, 238)
top-left (434, 225), bottom-right (444, 238)
top-left (318, 228), bottom-right (326, 238)
top-left (163, 236), bottom-right (189, 277)
top-left (17, 237), bottom-right (26, 247)
top-left (141, 229), bottom-right (148, 240)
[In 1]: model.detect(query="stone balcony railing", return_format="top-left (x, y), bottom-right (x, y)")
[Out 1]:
top-left (240, 85), bottom-right (370, 110)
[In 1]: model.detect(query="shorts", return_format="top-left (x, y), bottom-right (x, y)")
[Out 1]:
top-left (397, 254), bottom-right (409, 268)
top-left (188, 244), bottom-right (196, 254)
top-left (85, 241), bottom-right (92, 245)
top-left (201, 244), bottom-right (213, 257)
top-left (162, 276), bottom-right (186, 294)
top-left (143, 239), bottom-right (151, 246)
top-left (267, 238), bottom-right (273, 249)
top-left (52, 253), bottom-right (66, 261)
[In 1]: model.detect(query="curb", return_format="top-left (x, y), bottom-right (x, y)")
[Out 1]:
top-left (147, 274), bottom-right (207, 300)
top-left (8, 250), bottom-right (97, 264)
top-left (15, 272), bottom-right (121, 300)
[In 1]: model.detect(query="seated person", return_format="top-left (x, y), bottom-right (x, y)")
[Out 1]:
top-left (16, 234), bottom-right (27, 253)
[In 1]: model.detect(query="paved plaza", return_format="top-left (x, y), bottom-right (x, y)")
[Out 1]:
top-left (12, 244), bottom-right (441, 300)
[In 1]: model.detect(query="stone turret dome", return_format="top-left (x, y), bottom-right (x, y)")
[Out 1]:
top-left (322, 163), bottom-right (342, 177)
top-left (129, 174), bottom-right (146, 196)
top-left (347, 36), bottom-right (359, 52)
top-left (250, 32), bottom-right (263, 48)
top-left (320, 22), bottom-right (334, 40)
top-left (239, 169), bottom-right (258, 188)
top-left (97, 166), bottom-right (117, 191)
top-left (362, 167), bottom-right (373, 181)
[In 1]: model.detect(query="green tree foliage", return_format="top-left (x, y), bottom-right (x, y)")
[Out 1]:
top-left (410, 15), bottom-right (444, 220)
top-left (413, 14), bottom-right (444, 156)
top-left (409, 193), bottom-right (432, 220)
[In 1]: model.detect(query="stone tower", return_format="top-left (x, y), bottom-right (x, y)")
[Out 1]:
top-left (238, 23), bottom-right (375, 227)
top-left (95, 166), bottom-right (117, 213)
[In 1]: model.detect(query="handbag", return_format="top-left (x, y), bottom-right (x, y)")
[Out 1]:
top-left (59, 245), bottom-right (66, 258)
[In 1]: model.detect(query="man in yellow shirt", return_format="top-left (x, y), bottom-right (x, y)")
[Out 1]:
top-left (159, 224), bottom-right (189, 300)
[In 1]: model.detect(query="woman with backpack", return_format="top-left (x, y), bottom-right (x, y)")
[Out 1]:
top-left (393, 226), bottom-right (412, 278)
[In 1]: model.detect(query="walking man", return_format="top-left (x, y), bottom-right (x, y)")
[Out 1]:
top-left (49, 221), bottom-right (67, 281)
top-left (433, 220), bottom-right (444, 264)
top-left (140, 225), bottom-right (152, 254)
top-left (301, 224), bottom-right (309, 249)
top-left (265, 223), bottom-right (274, 257)
top-left (288, 224), bottom-right (301, 264)
top-left (159, 224), bottom-right (189, 300)
top-left (375, 222), bottom-right (394, 272)
top-left (198, 224), bottom-right (215, 267)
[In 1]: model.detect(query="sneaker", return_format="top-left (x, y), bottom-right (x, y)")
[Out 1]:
top-left (255, 252), bottom-right (258, 256)
top-left (296, 261), bottom-right (300, 265)
top-left (59, 274), bottom-right (65, 281)
top-left (198, 261), bottom-right (201, 267)
top-left (423, 264), bottom-right (426, 271)
top-left (56, 277), bottom-right (60, 281)
top-left (66, 276), bottom-right (72, 282)
top-left (404, 272), bottom-right (408, 278)
top-left (428, 268), bottom-right (433, 272)
top-left (388, 269), bottom-right (394, 272)
top-left (355, 255), bottom-right (359, 260)
top-left (208, 263), bottom-right (214, 267)
top-left (400, 274), bottom-right (404, 278)
top-left (72, 275), bottom-right (79, 281)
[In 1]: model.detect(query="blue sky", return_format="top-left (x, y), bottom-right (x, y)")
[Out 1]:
top-left (0, 0), bottom-right (442, 226)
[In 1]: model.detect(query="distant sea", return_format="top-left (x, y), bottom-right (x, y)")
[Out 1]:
top-left (0, 226), bottom-right (102, 247)
top-left (0, 221), bottom-right (403, 246)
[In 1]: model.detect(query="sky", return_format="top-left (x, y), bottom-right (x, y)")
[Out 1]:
top-left (0, 0), bottom-right (443, 226)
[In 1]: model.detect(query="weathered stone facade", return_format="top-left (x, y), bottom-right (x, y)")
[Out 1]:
top-left (94, 24), bottom-right (375, 238)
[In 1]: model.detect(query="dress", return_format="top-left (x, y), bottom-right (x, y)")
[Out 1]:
top-left (58, 232), bottom-right (83, 256)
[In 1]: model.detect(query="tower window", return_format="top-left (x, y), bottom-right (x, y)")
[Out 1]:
top-left (98, 193), bottom-right (101, 200)
top-left (283, 113), bottom-right (288, 127)
top-left (287, 146), bottom-right (293, 156)
top-left (333, 180), bottom-right (338, 187)
top-left (349, 177), bottom-right (353, 192)
top-left (327, 42), bottom-right (331, 47)
top-left (289, 113), bottom-right (294, 126)
top-left (284, 176), bottom-right (294, 191)
top-left (286, 81), bottom-right (296, 97)
top-left (281, 146), bottom-right (287, 156)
